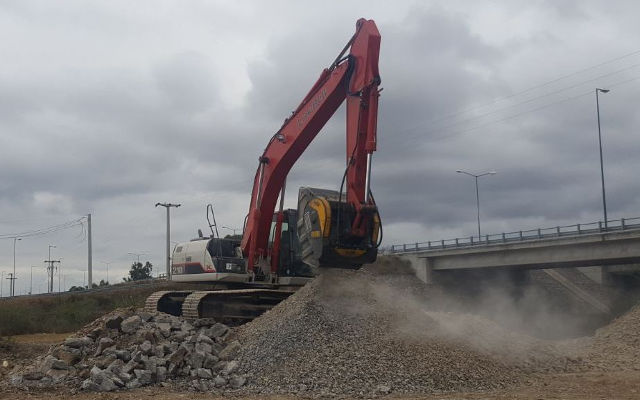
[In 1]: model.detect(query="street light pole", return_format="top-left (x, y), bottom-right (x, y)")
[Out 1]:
top-left (127, 252), bottom-right (145, 264)
top-left (102, 261), bottom-right (111, 284)
top-left (456, 170), bottom-right (497, 239)
top-left (30, 266), bottom-right (38, 295)
top-left (596, 88), bottom-right (610, 230)
top-left (156, 202), bottom-right (181, 280)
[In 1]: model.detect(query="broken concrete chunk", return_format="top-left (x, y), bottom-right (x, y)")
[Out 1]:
top-left (195, 341), bottom-right (212, 355)
top-left (213, 375), bottom-right (227, 387)
top-left (64, 336), bottom-right (93, 349)
top-left (189, 351), bottom-right (206, 369)
top-left (54, 347), bottom-right (82, 365)
top-left (222, 360), bottom-right (239, 376)
top-left (105, 314), bottom-right (124, 330)
top-left (219, 340), bottom-right (241, 360)
top-left (42, 355), bottom-right (69, 371)
top-left (133, 368), bottom-right (152, 385)
top-left (81, 378), bottom-right (100, 391)
top-left (156, 366), bottom-right (167, 382)
top-left (139, 340), bottom-right (153, 355)
top-left (209, 323), bottom-right (229, 338)
top-left (126, 378), bottom-right (141, 389)
top-left (94, 337), bottom-right (115, 357)
top-left (120, 315), bottom-right (142, 334)
top-left (196, 368), bottom-right (213, 379)
top-left (115, 349), bottom-right (132, 362)
top-left (137, 311), bottom-right (153, 322)
top-left (203, 353), bottom-right (219, 369)
top-left (168, 344), bottom-right (189, 365)
top-left (229, 375), bottom-right (246, 388)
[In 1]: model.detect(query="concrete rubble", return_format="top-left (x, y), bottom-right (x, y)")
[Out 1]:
top-left (8, 309), bottom-right (247, 392)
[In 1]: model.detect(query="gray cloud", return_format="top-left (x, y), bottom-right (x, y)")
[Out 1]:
top-left (0, 1), bottom-right (639, 291)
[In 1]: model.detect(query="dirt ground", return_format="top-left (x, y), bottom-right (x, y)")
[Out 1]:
top-left (1, 371), bottom-right (639, 399)
top-left (1, 334), bottom-right (639, 400)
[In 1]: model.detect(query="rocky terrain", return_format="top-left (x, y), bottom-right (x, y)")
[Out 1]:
top-left (3, 257), bottom-right (640, 398)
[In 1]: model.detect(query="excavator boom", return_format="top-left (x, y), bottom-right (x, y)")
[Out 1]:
top-left (242, 18), bottom-right (382, 274)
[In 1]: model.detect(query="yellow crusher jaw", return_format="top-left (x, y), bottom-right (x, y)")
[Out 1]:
top-left (297, 187), bottom-right (379, 271)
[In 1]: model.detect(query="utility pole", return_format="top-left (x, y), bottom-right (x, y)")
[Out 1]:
top-left (12, 237), bottom-right (21, 297)
top-left (45, 245), bottom-right (60, 293)
top-left (0, 271), bottom-right (3, 297)
top-left (87, 213), bottom-right (93, 289)
top-left (6, 273), bottom-right (16, 297)
top-left (156, 203), bottom-right (181, 280)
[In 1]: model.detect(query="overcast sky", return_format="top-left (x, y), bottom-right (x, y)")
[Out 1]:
top-left (1, 0), bottom-right (639, 293)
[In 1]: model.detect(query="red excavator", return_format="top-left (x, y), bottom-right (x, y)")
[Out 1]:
top-left (146, 18), bottom-right (382, 322)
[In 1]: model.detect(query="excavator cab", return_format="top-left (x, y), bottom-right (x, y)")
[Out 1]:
top-left (297, 187), bottom-right (380, 270)
top-left (270, 209), bottom-right (314, 277)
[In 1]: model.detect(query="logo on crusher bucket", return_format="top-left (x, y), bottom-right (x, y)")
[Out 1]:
top-left (297, 88), bottom-right (327, 128)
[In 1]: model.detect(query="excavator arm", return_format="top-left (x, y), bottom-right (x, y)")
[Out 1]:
top-left (241, 18), bottom-right (382, 275)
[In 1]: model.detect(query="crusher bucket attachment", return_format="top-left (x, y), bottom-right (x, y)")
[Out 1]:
top-left (297, 187), bottom-right (380, 271)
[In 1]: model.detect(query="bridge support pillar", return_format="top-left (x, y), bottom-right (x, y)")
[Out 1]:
top-left (424, 257), bottom-right (434, 284)
top-left (400, 254), bottom-right (435, 284)
top-left (601, 266), bottom-right (615, 286)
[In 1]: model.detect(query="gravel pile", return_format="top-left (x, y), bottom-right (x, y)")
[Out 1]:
top-left (8, 308), bottom-right (247, 392)
top-left (234, 259), bottom-right (574, 397)
top-left (581, 302), bottom-right (640, 371)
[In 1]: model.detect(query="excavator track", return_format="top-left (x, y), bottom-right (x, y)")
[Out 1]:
top-left (146, 289), bottom-right (295, 325)
top-left (145, 290), bottom-right (193, 316)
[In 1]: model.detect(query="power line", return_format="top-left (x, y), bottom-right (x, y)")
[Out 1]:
top-left (399, 74), bottom-right (640, 147)
top-left (418, 62), bottom-right (640, 135)
top-left (0, 217), bottom-right (86, 240)
top-left (398, 48), bottom-right (640, 135)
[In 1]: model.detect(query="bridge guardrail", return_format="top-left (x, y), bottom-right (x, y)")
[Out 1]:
top-left (390, 217), bottom-right (640, 254)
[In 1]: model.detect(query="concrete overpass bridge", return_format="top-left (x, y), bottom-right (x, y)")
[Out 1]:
top-left (390, 217), bottom-right (640, 314)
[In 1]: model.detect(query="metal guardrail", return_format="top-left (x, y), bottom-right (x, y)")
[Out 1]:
top-left (390, 217), bottom-right (640, 254)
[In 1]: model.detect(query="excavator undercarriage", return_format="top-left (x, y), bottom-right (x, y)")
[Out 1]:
top-left (145, 289), bottom-right (295, 325)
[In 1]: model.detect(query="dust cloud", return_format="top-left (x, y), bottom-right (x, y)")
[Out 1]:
top-left (314, 256), bottom-right (614, 367)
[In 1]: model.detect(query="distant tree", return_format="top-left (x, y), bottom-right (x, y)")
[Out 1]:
top-left (68, 285), bottom-right (85, 292)
top-left (124, 261), bottom-right (153, 281)
top-left (91, 280), bottom-right (110, 288)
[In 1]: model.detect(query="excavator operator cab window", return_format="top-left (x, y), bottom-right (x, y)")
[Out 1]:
top-left (268, 222), bottom-right (289, 244)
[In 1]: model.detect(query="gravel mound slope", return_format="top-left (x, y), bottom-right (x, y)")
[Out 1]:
top-left (582, 302), bottom-right (640, 371)
top-left (235, 259), bottom-right (572, 397)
